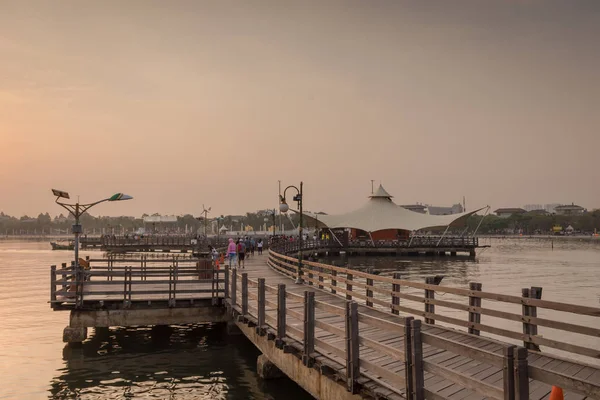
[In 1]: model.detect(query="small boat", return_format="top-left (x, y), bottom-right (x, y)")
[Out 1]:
top-left (50, 241), bottom-right (75, 251)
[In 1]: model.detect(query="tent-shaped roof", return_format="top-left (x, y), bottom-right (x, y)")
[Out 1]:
top-left (302, 185), bottom-right (484, 232)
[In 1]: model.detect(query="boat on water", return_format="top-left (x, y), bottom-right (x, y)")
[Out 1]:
top-left (50, 241), bottom-right (75, 251)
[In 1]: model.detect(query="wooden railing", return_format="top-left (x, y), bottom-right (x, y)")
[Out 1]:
top-left (270, 236), bottom-right (479, 254)
top-left (101, 235), bottom-right (199, 247)
top-left (50, 257), bottom-right (224, 309)
top-left (267, 250), bottom-right (600, 360)
top-left (261, 250), bottom-right (600, 399)
top-left (224, 266), bottom-right (536, 400)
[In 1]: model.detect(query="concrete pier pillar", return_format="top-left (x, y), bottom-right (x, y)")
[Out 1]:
top-left (226, 320), bottom-right (242, 335)
top-left (257, 354), bottom-right (284, 379)
top-left (63, 326), bottom-right (87, 344)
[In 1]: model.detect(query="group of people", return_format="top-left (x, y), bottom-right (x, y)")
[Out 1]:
top-left (225, 237), bottom-right (264, 268)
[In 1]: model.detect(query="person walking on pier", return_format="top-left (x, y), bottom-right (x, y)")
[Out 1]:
top-left (227, 238), bottom-right (237, 268)
top-left (257, 239), bottom-right (263, 255)
top-left (250, 237), bottom-right (256, 256)
top-left (237, 239), bottom-right (246, 268)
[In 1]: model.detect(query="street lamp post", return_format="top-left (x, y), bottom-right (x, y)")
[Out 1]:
top-left (52, 189), bottom-right (133, 272)
top-left (279, 182), bottom-right (303, 284)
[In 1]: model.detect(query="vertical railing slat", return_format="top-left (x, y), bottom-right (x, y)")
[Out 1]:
top-left (468, 282), bottom-right (483, 335)
top-left (503, 345), bottom-right (516, 400)
top-left (241, 273), bottom-right (248, 315)
top-left (345, 301), bottom-right (359, 394)
top-left (303, 291), bottom-right (315, 366)
top-left (392, 272), bottom-right (401, 315)
top-left (404, 316), bottom-right (414, 399)
top-left (257, 278), bottom-right (266, 333)
top-left (50, 265), bottom-right (57, 305)
top-left (410, 319), bottom-right (424, 400)
top-left (276, 284), bottom-right (286, 348)
top-left (231, 269), bottom-right (237, 307)
top-left (514, 347), bottom-right (529, 400)
top-left (331, 270), bottom-right (337, 294)
top-left (346, 273), bottom-right (353, 301)
top-left (224, 266), bottom-right (230, 299)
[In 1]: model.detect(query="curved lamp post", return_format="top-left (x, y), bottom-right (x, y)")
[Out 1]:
top-left (52, 189), bottom-right (133, 270)
top-left (279, 182), bottom-right (303, 284)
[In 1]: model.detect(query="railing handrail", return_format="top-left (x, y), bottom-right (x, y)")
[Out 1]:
top-left (267, 249), bottom-right (600, 365)
top-left (225, 266), bottom-right (539, 400)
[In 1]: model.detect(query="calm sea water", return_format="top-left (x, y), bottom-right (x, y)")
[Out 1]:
top-left (0, 240), bottom-right (313, 400)
top-left (0, 239), bottom-right (598, 399)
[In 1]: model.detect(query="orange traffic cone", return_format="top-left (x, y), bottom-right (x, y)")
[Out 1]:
top-left (549, 386), bottom-right (563, 400)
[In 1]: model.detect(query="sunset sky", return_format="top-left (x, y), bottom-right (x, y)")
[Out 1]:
top-left (1, 1), bottom-right (599, 217)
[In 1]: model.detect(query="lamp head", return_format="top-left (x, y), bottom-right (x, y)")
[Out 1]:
top-left (279, 198), bottom-right (289, 213)
top-left (108, 193), bottom-right (133, 201)
top-left (52, 189), bottom-right (70, 199)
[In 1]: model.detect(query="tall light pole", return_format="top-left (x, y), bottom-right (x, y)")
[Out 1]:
top-left (52, 189), bottom-right (133, 270)
top-left (279, 182), bottom-right (303, 284)
top-left (201, 205), bottom-right (211, 237)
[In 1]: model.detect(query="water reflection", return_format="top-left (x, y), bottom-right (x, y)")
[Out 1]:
top-left (320, 253), bottom-right (479, 287)
top-left (50, 324), bottom-right (312, 400)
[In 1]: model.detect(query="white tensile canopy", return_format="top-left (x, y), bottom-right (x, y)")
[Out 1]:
top-left (302, 185), bottom-right (484, 233)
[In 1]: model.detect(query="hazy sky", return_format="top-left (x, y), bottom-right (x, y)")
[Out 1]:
top-left (1, 1), bottom-right (599, 217)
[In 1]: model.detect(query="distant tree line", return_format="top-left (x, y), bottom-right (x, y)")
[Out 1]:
top-left (4, 209), bottom-right (596, 236)
top-left (0, 210), bottom-right (303, 235)
top-left (465, 211), bottom-right (600, 235)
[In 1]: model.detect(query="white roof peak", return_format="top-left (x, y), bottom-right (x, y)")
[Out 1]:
top-left (370, 184), bottom-right (393, 199)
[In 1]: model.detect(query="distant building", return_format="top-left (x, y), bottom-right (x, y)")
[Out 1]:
top-left (554, 204), bottom-right (586, 216)
top-left (400, 203), bottom-right (464, 215)
top-left (494, 208), bottom-right (527, 218)
top-left (544, 203), bottom-right (561, 214)
top-left (524, 204), bottom-right (543, 212)
top-left (400, 204), bottom-right (427, 214)
top-left (427, 204), bottom-right (464, 215)
top-left (526, 209), bottom-right (551, 216)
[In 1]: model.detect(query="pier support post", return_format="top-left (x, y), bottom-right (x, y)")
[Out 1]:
top-left (63, 326), bottom-right (87, 344)
top-left (226, 320), bottom-right (242, 335)
top-left (257, 354), bottom-right (284, 379)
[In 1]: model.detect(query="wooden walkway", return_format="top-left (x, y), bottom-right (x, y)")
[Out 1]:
top-left (228, 253), bottom-right (600, 400)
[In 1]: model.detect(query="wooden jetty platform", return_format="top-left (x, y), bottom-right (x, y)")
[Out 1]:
top-left (280, 237), bottom-right (481, 258)
top-left (80, 235), bottom-right (205, 253)
top-left (49, 249), bottom-right (600, 400)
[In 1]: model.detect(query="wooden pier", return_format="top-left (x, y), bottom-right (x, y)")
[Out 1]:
top-left (49, 248), bottom-right (600, 399)
top-left (81, 235), bottom-right (205, 253)
top-left (275, 237), bottom-right (481, 258)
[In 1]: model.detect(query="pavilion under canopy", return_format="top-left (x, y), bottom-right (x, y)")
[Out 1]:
top-left (300, 185), bottom-right (484, 234)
